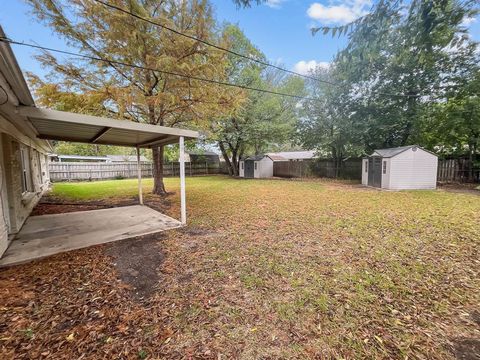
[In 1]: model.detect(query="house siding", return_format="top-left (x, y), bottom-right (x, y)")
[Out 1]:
top-left (0, 116), bottom-right (50, 256)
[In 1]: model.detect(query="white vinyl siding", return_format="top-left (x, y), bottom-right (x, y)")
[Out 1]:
top-left (387, 149), bottom-right (437, 190)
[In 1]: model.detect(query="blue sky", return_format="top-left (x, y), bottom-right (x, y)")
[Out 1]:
top-left (1, 0), bottom-right (479, 78)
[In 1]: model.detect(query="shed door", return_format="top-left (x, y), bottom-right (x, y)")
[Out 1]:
top-left (368, 157), bottom-right (382, 188)
top-left (244, 160), bottom-right (255, 178)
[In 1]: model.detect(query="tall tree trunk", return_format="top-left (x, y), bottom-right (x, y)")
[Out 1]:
top-left (219, 142), bottom-right (233, 176)
top-left (152, 146), bottom-right (167, 195)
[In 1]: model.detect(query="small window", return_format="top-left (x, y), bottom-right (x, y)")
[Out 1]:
top-left (20, 146), bottom-right (33, 193)
top-left (365, 160), bottom-right (368, 173)
top-left (383, 161), bottom-right (387, 174)
top-left (241, 162), bottom-right (244, 170)
top-left (254, 162), bottom-right (257, 170)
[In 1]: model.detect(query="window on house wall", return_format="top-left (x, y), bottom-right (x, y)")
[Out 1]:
top-left (35, 151), bottom-right (42, 183)
top-left (20, 146), bottom-right (32, 193)
top-left (383, 161), bottom-right (387, 174)
top-left (254, 162), bottom-right (257, 170)
top-left (241, 162), bottom-right (244, 170)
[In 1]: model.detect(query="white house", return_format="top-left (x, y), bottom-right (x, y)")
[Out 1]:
top-left (0, 30), bottom-right (52, 256)
top-left (362, 145), bottom-right (438, 190)
top-left (239, 155), bottom-right (274, 178)
top-left (0, 26), bottom-right (199, 264)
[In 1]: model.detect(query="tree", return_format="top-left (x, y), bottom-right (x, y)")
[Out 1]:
top-left (421, 68), bottom-right (480, 180)
top-left (300, 0), bottom-right (479, 157)
top-left (297, 66), bottom-right (364, 174)
top-left (209, 25), bottom-right (303, 176)
top-left (27, 0), bottom-right (234, 194)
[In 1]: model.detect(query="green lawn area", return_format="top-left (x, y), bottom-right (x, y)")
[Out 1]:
top-left (2, 176), bottom-right (479, 359)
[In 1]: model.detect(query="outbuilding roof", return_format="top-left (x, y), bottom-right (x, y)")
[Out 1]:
top-left (244, 155), bottom-right (274, 161)
top-left (370, 145), bottom-right (437, 158)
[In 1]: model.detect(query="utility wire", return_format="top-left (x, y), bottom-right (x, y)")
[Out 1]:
top-left (0, 37), bottom-right (315, 101)
top-left (91, 0), bottom-right (421, 98)
top-left (92, 0), bottom-right (337, 86)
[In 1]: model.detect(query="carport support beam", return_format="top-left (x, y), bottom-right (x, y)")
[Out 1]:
top-left (136, 146), bottom-right (143, 205)
top-left (179, 136), bottom-right (186, 225)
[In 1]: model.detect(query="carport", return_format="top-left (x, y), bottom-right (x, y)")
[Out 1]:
top-left (0, 106), bottom-right (198, 266)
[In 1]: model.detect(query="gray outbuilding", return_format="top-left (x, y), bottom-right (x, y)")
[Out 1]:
top-left (361, 145), bottom-right (438, 190)
top-left (239, 155), bottom-right (274, 178)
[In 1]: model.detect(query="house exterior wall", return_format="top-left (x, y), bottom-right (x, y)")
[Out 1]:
top-left (361, 158), bottom-right (368, 185)
top-left (387, 148), bottom-right (437, 190)
top-left (0, 114), bottom-right (50, 256)
top-left (239, 161), bottom-right (244, 177)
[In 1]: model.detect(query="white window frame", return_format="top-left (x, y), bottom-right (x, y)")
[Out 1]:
top-left (20, 145), bottom-right (33, 193)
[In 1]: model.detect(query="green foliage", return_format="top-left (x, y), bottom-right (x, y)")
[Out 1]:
top-left (26, 0), bottom-right (238, 193)
top-left (212, 24), bottom-right (305, 175)
top-left (301, 0), bottom-right (480, 161)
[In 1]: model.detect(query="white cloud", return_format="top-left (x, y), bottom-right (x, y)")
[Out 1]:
top-left (265, 0), bottom-right (285, 8)
top-left (461, 16), bottom-right (477, 27)
top-left (307, 0), bottom-right (372, 25)
top-left (293, 60), bottom-right (330, 75)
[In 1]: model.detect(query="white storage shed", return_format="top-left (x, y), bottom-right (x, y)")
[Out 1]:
top-left (362, 145), bottom-right (438, 190)
top-left (239, 155), bottom-right (274, 178)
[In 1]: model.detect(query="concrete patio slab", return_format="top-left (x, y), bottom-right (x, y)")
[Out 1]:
top-left (0, 205), bottom-right (182, 267)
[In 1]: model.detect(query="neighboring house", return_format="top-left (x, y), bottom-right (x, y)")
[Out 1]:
top-left (185, 151), bottom-right (219, 164)
top-left (362, 145), bottom-right (438, 190)
top-left (106, 154), bottom-right (149, 163)
top-left (50, 154), bottom-right (149, 163)
top-left (239, 155), bottom-right (274, 178)
top-left (0, 32), bottom-right (52, 256)
top-left (50, 154), bottom-right (109, 162)
top-left (266, 150), bottom-right (317, 161)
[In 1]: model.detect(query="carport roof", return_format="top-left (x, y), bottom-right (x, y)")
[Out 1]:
top-left (18, 106), bottom-right (199, 148)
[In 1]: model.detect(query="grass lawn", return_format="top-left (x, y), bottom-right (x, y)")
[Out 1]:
top-left (1, 176), bottom-right (479, 359)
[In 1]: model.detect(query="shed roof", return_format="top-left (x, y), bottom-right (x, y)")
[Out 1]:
top-left (370, 145), bottom-right (438, 158)
top-left (18, 106), bottom-right (199, 148)
top-left (244, 155), bottom-right (274, 161)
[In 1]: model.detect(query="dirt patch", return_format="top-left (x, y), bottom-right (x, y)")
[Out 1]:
top-left (105, 233), bottom-right (166, 301)
top-left (472, 310), bottom-right (480, 327)
top-left (452, 338), bottom-right (480, 360)
top-left (439, 183), bottom-right (480, 195)
top-left (31, 203), bottom-right (113, 215)
top-left (31, 193), bottom-right (173, 216)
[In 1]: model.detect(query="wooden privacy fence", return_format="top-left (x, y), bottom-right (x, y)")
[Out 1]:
top-left (273, 158), bottom-right (479, 183)
top-left (273, 159), bottom-right (363, 180)
top-left (437, 158), bottom-right (479, 183)
top-left (49, 162), bottom-right (221, 182)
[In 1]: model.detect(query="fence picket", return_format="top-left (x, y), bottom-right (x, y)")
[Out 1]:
top-left (49, 161), bottom-right (221, 182)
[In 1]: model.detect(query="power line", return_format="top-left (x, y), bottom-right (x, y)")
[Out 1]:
top-left (92, 0), bottom-right (338, 86)
top-left (0, 37), bottom-right (315, 101)
top-left (91, 0), bottom-right (422, 99)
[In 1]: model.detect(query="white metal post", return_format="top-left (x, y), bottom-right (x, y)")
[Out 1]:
top-left (136, 146), bottom-right (143, 205)
top-left (179, 136), bottom-right (186, 225)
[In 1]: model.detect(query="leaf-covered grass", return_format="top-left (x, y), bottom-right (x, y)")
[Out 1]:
top-left (1, 176), bottom-right (479, 359)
